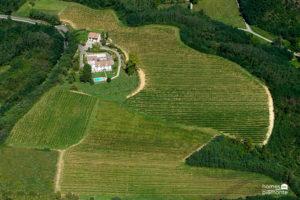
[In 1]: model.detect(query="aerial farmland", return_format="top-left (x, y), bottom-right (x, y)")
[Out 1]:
top-left (0, 0), bottom-right (299, 200)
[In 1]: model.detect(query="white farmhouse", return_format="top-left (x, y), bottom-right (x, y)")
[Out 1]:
top-left (86, 52), bottom-right (114, 73)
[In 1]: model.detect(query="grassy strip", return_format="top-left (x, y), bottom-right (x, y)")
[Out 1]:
top-left (193, 0), bottom-right (245, 28)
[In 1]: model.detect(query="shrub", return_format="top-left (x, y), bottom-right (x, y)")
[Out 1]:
top-left (29, 10), bottom-right (60, 25)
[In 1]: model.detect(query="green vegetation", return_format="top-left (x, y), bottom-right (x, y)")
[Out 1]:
top-left (193, 0), bottom-right (245, 28)
top-left (186, 135), bottom-right (294, 191)
top-left (66, 71), bottom-right (138, 102)
top-left (10, 0), bottom-right (299, 198)
top-left (0, 65), bottom-right (10, 75)
top-left (0, 0), bottom-right (26, 14)
top-left (58, 1), bottom-right (300, 196)
top-left (228, 195), bottom-right (299, 200)
top-left (0, 20), bottom-right (63, 142)
top-left (61, 101), bottom-right (277, 199)
top-left (239, 0), bottom-right (300, 51)
top-left (60, 4), bottom-right (269, 143)
top-left (15, 0), bottom-right (71, 16)
top-left (0, 147), bottom-right (57, 194)
top-left (29, 9), bottom-right (60, 25)
top-left (8, 88), bottom-right (96, 149)
top-left (80, 64), bottom-right (92, 83)
top-left (124, 54), bottom-right (138, 75)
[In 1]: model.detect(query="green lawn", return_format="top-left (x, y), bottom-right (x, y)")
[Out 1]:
top-left (7, 87), bottom-right (97, 149)
top-left (0, 147), bottom-right (57, 194)
top-left (251, 26), bottom-right (276, 41)
top-left (193, 0), bottom-right (245, 28)
top-left (15, 0), bottom-right (71, 16)
top-left (64, 70), bottom-right (139, 102)
top-left (59, 4), bottom-right (269, 143)
top-left (61, 101), bottom-right (277, 199)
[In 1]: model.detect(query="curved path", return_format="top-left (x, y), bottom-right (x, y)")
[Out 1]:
top-left (54, 150), bottom-right (65, 192)
top-left (234, 1), bottom-right (272, 43)
top-left (262, 86), bottom-right (274, 145)
top-left (127, 69), bottom-right (146, 99)
top-left (235, 1), bottom-right (275, 145)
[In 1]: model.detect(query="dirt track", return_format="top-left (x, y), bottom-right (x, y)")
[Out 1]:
top-left (262, 86), bottom-right (274, 145)
top-left (127, 69), bottom-right (146, 99)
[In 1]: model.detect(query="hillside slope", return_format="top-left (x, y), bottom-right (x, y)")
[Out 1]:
top-left (60, 4), bottom-right (270, 143)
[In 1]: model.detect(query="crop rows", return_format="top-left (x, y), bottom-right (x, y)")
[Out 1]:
top-left (59, 4), bottom-right (270, 143)
top-left (60, 5), bottom-right (270, 143)
top-left (61, 101), bottom-right (276, 199)
top-left (8, 88), bottom-right (97, 149)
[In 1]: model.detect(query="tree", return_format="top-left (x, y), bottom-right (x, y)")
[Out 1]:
top-left (80, 64), bottom-right (92, 83)
top-left (125, 53), bottom-right (138, 75)
top-left (101, 32), bottom-right (109, 45)
top-left (67, 70), bottom-right (76, 84)
top-left (244, 138), bottom-right (254, 151)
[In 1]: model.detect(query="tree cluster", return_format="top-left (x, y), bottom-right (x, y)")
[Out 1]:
top-left (0, 21), bottom-right (79, 144)
top-left (0, 0), bottom-right (26, 14)
top-left (238, 0), bottom-right (300, 51)
top-left (29, 10), bottom-right (60, 25)
top-left (125, 54), bottom-right (138, 76)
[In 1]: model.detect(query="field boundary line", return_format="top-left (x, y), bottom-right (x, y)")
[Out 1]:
top-left (127, 69), bottom-right (146, 99)
top-left (54, 150), bottom-right (65, 192)
top-left (70, 90), bottom-right (91, 96)
top-left (262, 85), bottom-right (274, 145)
top-left (53, 99), bottom-right (99, 193)
top-left (182, 135), bottom-right (218, 162)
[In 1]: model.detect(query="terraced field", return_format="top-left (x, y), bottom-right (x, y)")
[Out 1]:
top-left (193, 0), bottom-right (245, 28)
top-left (8, 88), bottom-right (97, 149)
top-left (61, 101), bottom-right (277, 199)
top-left (60, 5), bottom-right (269, 143)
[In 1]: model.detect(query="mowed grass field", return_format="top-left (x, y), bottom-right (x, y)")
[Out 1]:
top-left (61, 101), bottom-right (277, 199)
top-left (8, 87), bottom-right (97, 149)
top-left (193, 0), bottom-right (245, 28)
top-left (0, 147), bottom-right (57, 193)
top-left (15, 0), bottom-right (71, 16)
top-left (60, 4), bottom-right (269, 143)
top-left (63, 70), bottom-right (139, 102)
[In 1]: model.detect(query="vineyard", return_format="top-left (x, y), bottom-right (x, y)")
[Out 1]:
top-left (61, 101), bottom-right (277, 199)
top-left (8, 88), bottom-right (97, 149)
top-left (60, 5), bottom-right (269, 143)
top-left (0, 147), bottom-right (57, 193)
